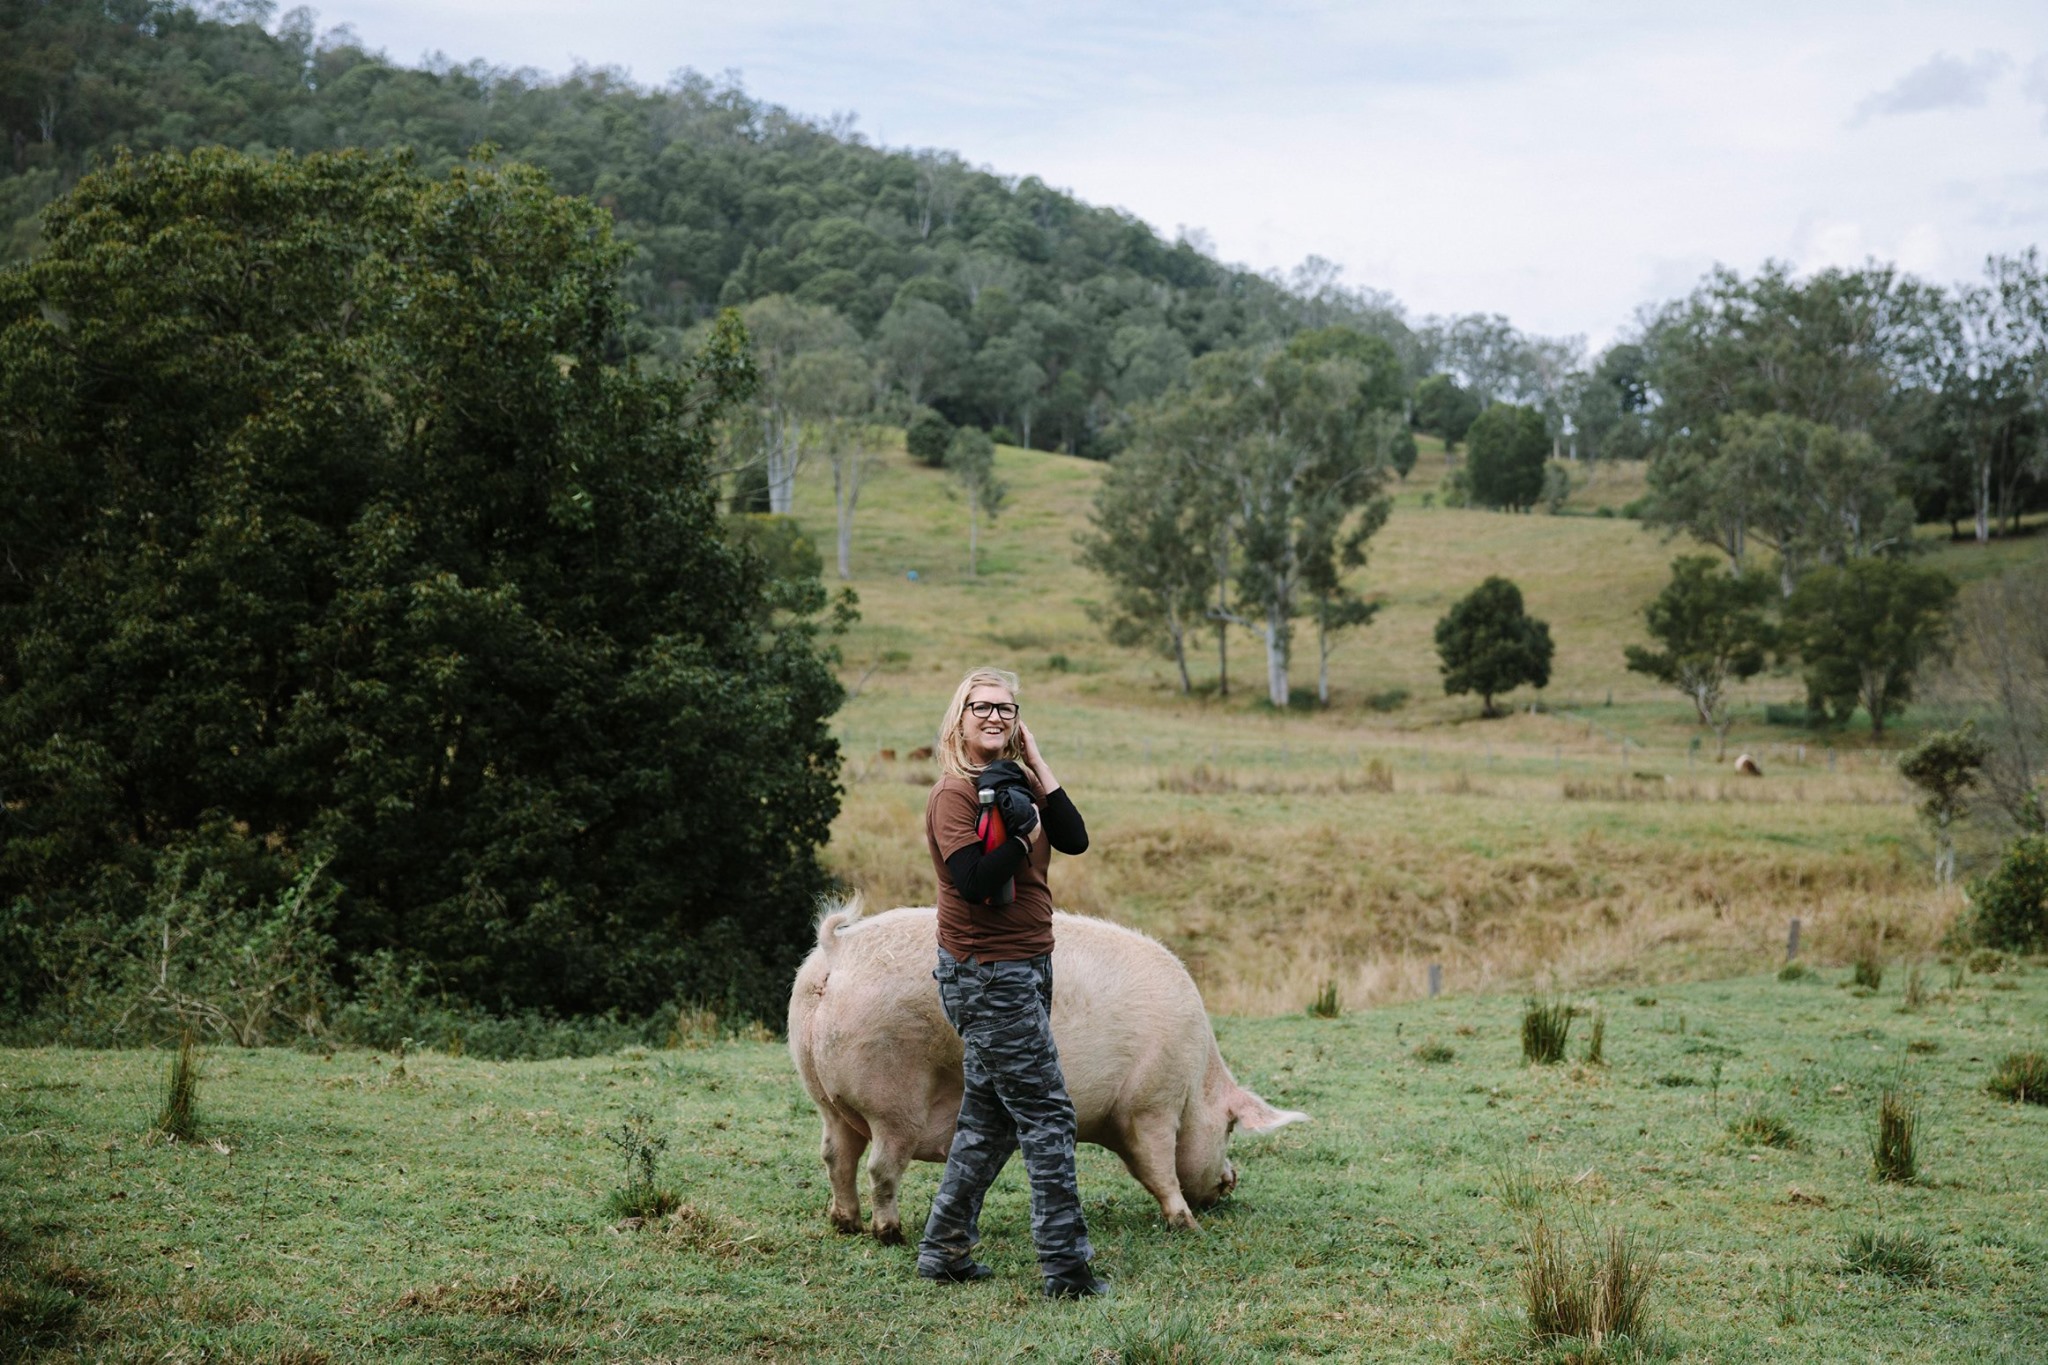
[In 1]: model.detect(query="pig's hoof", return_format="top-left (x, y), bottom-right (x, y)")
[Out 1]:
top-left (1165, 1209), bottom-right (1201, 1232)
top-left (830, 1210), bottom-right (863, 1234)
top-left (871, 1220), bottom-right (906, 1245)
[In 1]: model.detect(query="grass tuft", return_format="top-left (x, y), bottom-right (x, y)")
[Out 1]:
top-left (1582, 1011), bottom-right (1607, 1066)
top-left (1109, 1309), bottom-right (1236, 1363)
top-left (1986, 1051), bottom-right (2048, 1105)
top-left (1307, 981), bottom-right (1341, 1019)
top-left (154, 1032), bottom-right (200, 1143)
top-left (1841, 1229), bottom-right (1937, 1281)
top-left (1413, 1038), bottom-right (1456, 1064)
top-left (1871, 1087), bottom-right (1918, 1184)
top-left (1520, 1218), bottom-right (1657, 1348)
top-left (1522, 998), bottom-right (1573, 1065)
top-left (1852, 950), bottom-right (1885, 991)
top-left (1777, 962), bottom-right (1813, 982)
top-left (1727, 1106), bottom-right (1801, 1149)
top-left (1901, 963), bottom-right (1928, 1011)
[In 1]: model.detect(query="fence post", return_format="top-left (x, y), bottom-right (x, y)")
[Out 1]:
top-left (1786, 918), bottom-right (1802, 963)
top-left (1428, 963), bottom-right (1442, 999)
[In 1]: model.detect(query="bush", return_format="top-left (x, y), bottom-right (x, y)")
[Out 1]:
top-left (1436, 577), bottom-right (1554, 718)
top-left (1365, 687), bottom-right (1410, 712)
top-left (1967, 836), bottom-right (2048, 952)
top-left (905, 407), bottom-right (954, 467)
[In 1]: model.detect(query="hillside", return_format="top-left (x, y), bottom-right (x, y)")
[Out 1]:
top-left (780, 434), bottom-right (2037, 1015)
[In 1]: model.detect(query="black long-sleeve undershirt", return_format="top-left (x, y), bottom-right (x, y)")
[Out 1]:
top-left (943, 787), bottom-right (1089, 903)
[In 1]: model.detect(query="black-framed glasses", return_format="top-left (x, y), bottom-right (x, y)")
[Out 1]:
top-left (967, 701), bottom-right (1019, 720)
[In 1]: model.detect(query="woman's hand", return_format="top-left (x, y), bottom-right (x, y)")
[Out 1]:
top-left (1017, 721), bottom-right (1059, 795)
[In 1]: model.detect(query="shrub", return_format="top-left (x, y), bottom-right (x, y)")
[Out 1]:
top-left (1841, 1229), bottom-right (1936, 1281)
top-left (1522, 998), bottom-right (1573, 1064)
top-left (1872, 1088), bottom-right (1918, 1183)
top-left (1365, 687), bottom-right (1410, 712)
top-left (1521, 1219), bottom-right (1656, 1347)
top-left (1987, 1051), bottom-right (2048, 1105)
top-left (905, 407), bottom-right (954, 467)
top-left (1967, 836), bottom-right (2048, 953)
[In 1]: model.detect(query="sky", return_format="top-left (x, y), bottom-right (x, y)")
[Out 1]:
top-left (305, 1), bottom-right (2048, 348)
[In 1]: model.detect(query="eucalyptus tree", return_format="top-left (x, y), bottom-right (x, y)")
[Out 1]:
top-left (1078, 438), bottom-right (1217, 693)
top-left (1177, 344), bottom-right (1396, 707)
top-left (945, 426), bottom-right (1005, 575)
top-left (1624, 557), bottom-right (1777, 758)
top-left (735, 295), bottom-right (863, 514)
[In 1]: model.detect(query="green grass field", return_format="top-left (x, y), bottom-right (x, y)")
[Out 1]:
top-left (5, 962), bottom-right (2044, 1361)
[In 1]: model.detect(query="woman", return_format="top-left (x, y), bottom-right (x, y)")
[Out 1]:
top-left (914, 667), bottom-right (1107, 1300)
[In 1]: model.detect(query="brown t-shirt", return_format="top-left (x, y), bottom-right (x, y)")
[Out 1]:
top-left (926, 773), bottom-right (1054, 962)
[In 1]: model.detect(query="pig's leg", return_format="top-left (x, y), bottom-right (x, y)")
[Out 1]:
top-left (866, 1130), bottom-right (914, 1244)
top-left (1122, 1113), bottom-right (1199, 1231)
top-left (821, 1113), bottom-right (868, 1234)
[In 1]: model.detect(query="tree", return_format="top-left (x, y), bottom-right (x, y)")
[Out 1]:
top-left (1968, 836), bottom-right (2048, 952)
top-left (1624, 557), bottom-right (1777, 758)
top-left (1173, 347), bottom-right (1394, 707)
top-left (945, 426), bottom-right (1005, 575)
top-left (1078, 442), bottom-right (1214, 693)
top-left (1435, 578), bottom-right (1553, 717)
top-left (734, 295), bottom-right (862, 515)
top-left (1413, 373), bottom-right (1479, 448)
top-left (1571, 342), bottom-right (1653, 462)
top-left (1783, 558), bottom-right (1956, 737)
top-left (876, 297), bottom-right (970, 408)
top-left (1465, 403), bottom-right (1549, 511)
top-left (0, 148), bottom-right (846, 1025)
top-left (906, 407), bottom-right (954, 467)
top-left (1899, 725), bottom-right (1991, 886)
top-left (1925, 563), bottom-right (2048, 833)
top-left (1646, 412), bottom-right (1916, 590)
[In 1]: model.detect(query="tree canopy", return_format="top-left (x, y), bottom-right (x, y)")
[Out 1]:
top-left (1434, 577), bottom-right (1554, 717)
top-left (0, 145), bottom-right (846, 1025)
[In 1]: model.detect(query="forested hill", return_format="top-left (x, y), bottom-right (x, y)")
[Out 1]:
top-left (1, 0), bottom-right (1405, 455)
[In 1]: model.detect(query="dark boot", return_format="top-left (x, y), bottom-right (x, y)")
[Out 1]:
top-left (1042, 1267), bottom-right (1110, 1299)
top-left (918, 1260), bottom-right (995, 1284)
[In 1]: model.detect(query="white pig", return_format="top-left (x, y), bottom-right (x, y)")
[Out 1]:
top-left (787, 900), bottom-right (1306, 1242)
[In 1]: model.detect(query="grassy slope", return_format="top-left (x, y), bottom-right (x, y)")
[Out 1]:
top-left (4, 966), bottom-right (2044, 1361)
top-left (790, 437), bottom-right (2043, 1015)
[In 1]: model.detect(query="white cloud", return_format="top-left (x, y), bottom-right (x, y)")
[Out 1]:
top-left (1853, 49), bottom-right (2012, 123)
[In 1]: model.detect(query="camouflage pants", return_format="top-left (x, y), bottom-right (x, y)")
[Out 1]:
top-left (917, 947), bottom-right (1093, 1279)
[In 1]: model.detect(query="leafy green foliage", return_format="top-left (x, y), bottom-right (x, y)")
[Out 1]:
top-left (904, 407), bottom-right (954, 468)
top-left (1436, 577), bottom-right (1554, 717)
top-left (1078, 440), bottom-right (1217, 693)
top-left (1412, 373), bottom-right (1480, 448)
top-left (1783, 558), bottom-right (1957, 737)
top-left (944, 426), bottom-right (1003, 574)
top-left (1465, 402), bottom-right (1550, 511)
top-left (0, 148), bottom-right (844, 1025)
top-left (602, 1109), bottom-right (680, 1222)
top-left (1967, 836), bottom-right (2048, 952)
top-left (1899, 724), bottom-right (1991, 885)
top-left (1624, 556), bottom-right (1775, 750)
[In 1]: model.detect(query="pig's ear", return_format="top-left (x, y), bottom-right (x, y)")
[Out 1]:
top-left (1228, 1088), bottom-right (1308, 1134)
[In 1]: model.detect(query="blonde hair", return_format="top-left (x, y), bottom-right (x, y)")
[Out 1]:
top-left (937, 667), bottom-right (1023, 780)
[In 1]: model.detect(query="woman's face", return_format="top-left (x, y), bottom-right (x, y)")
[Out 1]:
top-left (961, 683), bottom-right (1017, 764)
